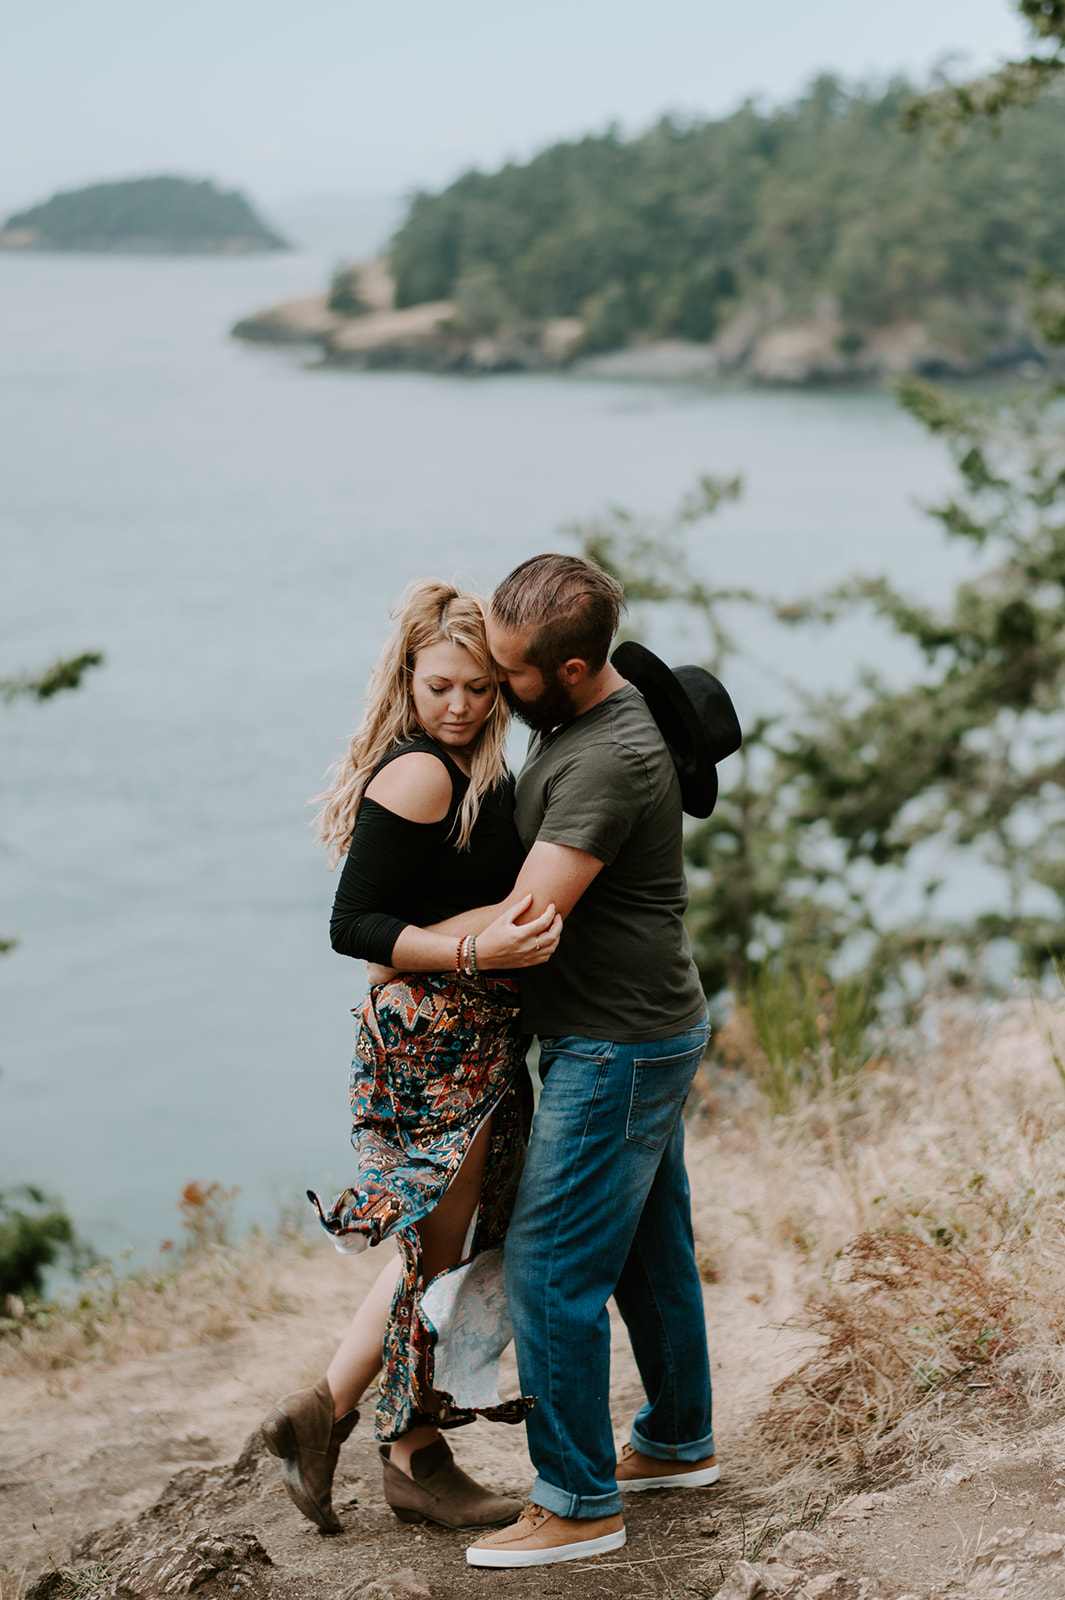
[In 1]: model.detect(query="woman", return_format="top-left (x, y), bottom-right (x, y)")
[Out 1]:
top-left (261, 579), bottom-right (559, 1535)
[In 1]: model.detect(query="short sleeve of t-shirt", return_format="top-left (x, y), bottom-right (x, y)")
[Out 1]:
top-left (533, 740), bottom-right (653, 865)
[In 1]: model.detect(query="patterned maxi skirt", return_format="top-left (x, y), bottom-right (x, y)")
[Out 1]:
top-left (309, 971), bottom-right (534, 1441)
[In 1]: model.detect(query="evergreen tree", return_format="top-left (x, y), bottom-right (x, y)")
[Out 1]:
top-left (783, 1), bottom-right (1065, 988)
top-left (388, 65), bottom-right (1065, 362)
top-left (904, 0), bottom-right (1065, 131)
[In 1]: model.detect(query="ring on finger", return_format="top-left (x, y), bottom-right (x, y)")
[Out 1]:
top-left (534, 937), bottom-right (541, 951)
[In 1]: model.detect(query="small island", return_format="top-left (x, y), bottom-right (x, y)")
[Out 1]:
top-left (0, 176), bottom-right (288, 254)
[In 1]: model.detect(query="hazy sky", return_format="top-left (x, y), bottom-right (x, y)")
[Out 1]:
top-left (3, 0), bottom-right (1032, 216)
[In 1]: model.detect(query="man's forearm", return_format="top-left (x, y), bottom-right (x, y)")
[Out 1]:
top-left (390, 845), bottom-right (603, 970)
top-left (511, 841), bottom-right (605, 919)
top-left (426, 902), bottom-right (507, 938)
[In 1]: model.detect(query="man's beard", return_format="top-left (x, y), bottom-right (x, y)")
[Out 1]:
top-left (501, 675), bottom-right (578, 734)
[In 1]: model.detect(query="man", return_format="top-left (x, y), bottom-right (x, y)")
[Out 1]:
top-left (466, 553), bottom-right (718, 1570)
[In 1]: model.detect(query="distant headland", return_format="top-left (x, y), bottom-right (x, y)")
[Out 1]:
top-left (231, 78), bottom-right (1065, 385)
top-left (0, 176), bottom-right (288, 254)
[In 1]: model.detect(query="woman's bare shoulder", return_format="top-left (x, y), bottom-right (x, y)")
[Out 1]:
top-left (363, 750), bottom-right (454, 824)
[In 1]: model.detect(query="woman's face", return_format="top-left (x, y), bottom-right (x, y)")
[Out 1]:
top-left (410, 640), bottom-right (495, 756)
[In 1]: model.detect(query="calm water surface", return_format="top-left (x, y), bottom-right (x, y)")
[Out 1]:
top-left (0, 245), bottom-right (978, 1260)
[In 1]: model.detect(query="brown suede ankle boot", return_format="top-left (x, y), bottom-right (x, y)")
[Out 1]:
top-left (381, 1437), bottom-right (522, 1529)
top-left (261, 1376), bottom-right (358, 1533)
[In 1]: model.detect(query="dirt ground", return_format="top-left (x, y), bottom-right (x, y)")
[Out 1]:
top-left (3, 1238), bottom-right (1065, 1600)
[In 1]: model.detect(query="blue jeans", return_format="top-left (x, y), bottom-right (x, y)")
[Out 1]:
top-left (504, 1019), bottom-right (713, 1519)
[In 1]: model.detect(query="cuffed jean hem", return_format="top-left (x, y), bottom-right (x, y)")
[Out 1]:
top-left (631, 1419), bottom-right (716, 1462)
top-left (532, 1475), bottom-right (623, 1521)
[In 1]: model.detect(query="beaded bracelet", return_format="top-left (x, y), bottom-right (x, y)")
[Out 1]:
top-left (455, 933), bottom-right (478, 978)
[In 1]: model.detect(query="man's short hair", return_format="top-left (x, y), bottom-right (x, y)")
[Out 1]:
top-left (490, 554), bottom-right (626, 673)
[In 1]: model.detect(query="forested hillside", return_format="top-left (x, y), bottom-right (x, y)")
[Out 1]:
top-left (390, 76), bottom-right (1065, 357)
top-left (0, 177), bottom-right (287, 253)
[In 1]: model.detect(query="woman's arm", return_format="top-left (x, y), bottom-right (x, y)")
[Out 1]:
top-left (387, 892), bottom-right (560, 973)
top-left (334, 751), bottom-right (560, 976)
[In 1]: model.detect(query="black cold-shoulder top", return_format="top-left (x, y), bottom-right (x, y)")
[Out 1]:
top-left (329, 735), bottom-right (524, 965)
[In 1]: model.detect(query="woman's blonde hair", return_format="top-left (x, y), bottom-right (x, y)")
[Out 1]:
top-left (315, 579), bottom-right (510, 866)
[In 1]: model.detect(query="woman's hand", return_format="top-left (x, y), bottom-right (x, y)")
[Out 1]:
top-left (474, 894), bottom-right (562, 969)
top-left (366, 962), bottom-right (399, 986)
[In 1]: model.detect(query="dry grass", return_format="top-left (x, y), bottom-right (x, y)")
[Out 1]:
top-left (765, 1230), bottom-right (1065, 1466)
top-left (688, 995), bottom-right (1065, 1482)
top-left (0, 1183), bottom-right (309, 1380)
top-left (0, 1561), bottom-right (114, 1600)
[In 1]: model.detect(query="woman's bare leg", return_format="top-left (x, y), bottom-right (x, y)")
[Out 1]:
top-left (325, 1252), bottom-right (401, 1417)
top-left (388, 1118), bottom-right (492, 1477)
top-left (323, 1117), bottom-right (494, 1440)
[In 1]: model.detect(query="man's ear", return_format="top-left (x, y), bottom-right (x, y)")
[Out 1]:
top-left (559, 657), bottom-right (589, 686)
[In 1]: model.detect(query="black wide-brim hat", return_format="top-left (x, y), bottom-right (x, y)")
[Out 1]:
top-left (611, 641), bottom-right (742, 818)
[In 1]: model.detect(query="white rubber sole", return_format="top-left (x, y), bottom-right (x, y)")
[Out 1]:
top-left (466, 1526), bottom-right (626, 1567)
top-left (619, 1462), bottom-right (721, 1491)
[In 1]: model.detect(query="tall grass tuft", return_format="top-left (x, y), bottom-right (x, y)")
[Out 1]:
top-left (714, 960), bottom-right (878, 1114)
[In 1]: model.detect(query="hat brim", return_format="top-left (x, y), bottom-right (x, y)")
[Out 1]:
top-left (612, 641), bottom-right (739, 819)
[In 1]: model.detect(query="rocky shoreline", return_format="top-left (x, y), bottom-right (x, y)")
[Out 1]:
top-left (231, 261), bottom-right (1048, 386)
top-left (232, 292), bottom-right (585, 373)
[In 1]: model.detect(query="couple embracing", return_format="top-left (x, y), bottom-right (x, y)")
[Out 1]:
top-left (262, 552), bottom-right (738, 1568)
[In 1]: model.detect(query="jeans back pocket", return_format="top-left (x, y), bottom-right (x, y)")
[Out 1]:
top-left (626, 1044), bottom-right (705, 1151)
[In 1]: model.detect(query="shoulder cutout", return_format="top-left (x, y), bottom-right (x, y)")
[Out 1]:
top-left (363, 750), bottom-right (454, 825)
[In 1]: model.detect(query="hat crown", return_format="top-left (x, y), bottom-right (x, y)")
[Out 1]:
top-left (611, 641), bottom-right (741, 819)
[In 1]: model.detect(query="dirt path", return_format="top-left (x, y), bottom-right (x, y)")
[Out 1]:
top-left (4, 1236), bottom-right (1065, 1599)
top-left (1, 1237), bottom-right (810, 1595)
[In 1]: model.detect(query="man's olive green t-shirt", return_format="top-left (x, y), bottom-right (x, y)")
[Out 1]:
top-left (513, 682), bottom-right (706, 1042)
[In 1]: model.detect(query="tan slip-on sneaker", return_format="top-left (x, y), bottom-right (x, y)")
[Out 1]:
top-left (466, 1502), bottom-right (626, 1567)
top-left (615, 1441), bottom-right (720, 1491)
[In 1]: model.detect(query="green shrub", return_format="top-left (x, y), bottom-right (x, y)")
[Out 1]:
top-left (580, 281), bottom-right (634, 351)
top-left (450, 261), bottom-right (516, 336)
top-left (745, 961), bottom-right (877, 1112)
top-left (326, 265), bottom-right (369, 316)
top-left (0, 1186), bottom-right (82, 1299)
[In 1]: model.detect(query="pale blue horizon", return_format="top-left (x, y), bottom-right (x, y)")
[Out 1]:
top-left (2, 0), bottom-right (1032, 221)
